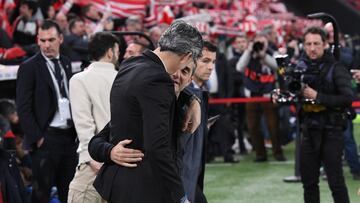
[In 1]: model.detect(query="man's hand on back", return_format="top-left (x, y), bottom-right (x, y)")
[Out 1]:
top-left (110, 139), bottom-right (144, 167)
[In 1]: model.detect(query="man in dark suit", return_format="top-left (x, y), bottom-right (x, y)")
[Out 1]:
top-left (206, 48), bottom-right (237, 163)
top-left (16, 20), bottom-right (78, 203)
top-left (93, 21), bottom-right (203, 203)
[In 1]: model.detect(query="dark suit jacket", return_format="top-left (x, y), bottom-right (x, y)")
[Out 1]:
top-left (16, 52), bottom-right (73, 150)
top-left (215, 53), bottom-right (233, 99)
top-left (93, 50), bottom-right (185, 203)
top-left (179, 85), bottom-right (209, 202)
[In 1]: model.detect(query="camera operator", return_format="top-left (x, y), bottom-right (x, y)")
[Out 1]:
top-left (236, 33), bottom-right (286, 162)
top-left (298, 26), bottom-right (353, 203)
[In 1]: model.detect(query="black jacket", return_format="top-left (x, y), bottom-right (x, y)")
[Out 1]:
top-left (300, 51), bottom-right (353, 108)
top-left (16, 53), bottom-right (74, 150)
top-left (299, 51), bottom-right (354, 128)
top-left (92, 50), bottom-right (186, 203)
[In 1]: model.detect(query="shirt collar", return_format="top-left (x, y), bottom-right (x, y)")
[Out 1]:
top-left (87, 61), bottom-right (115, 70)
top-left (41, 52), bottom-right (60, 62)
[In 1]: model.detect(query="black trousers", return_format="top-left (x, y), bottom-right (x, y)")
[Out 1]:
top-left (195, 184), bottom-right (208, 203)
top-left (300, 127), bottom-right (349, 203)
top-left (30, 127), bottom-right (78, 203)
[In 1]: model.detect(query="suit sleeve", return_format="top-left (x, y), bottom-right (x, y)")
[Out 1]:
top-left (178, 87), bottom-right (194, 107)
top-left (16, 63), bottom-right (42, 146)
top-left (138, 74), bottom-right (185, 203)
top-left (88, 122), bottom-right (114, 163)
top-left (69, 75), bottom-right (97, 164)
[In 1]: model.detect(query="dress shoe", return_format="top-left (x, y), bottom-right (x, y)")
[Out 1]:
top-left (283, 176), bottom-right (301, 183)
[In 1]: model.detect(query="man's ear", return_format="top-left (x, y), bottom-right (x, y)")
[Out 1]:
top-left (106, 48), bottom-right (113, 59)
top-left (179, 52), bottom-right (192, 64)
top-left (59, 33), bottom-right (64, 44)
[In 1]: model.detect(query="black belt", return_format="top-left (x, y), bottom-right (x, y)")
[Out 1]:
top-left (47, 126), bottom-right (75, 134)
top-left (46, 127), bottom-right (77, 143)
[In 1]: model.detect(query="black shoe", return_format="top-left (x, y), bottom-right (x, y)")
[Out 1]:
top-left (283, 176), bottom-right (301, 183)
top-left (274, 155), bottom-right (287, 162)
top-left (254, 157), bottom-right (267, 162)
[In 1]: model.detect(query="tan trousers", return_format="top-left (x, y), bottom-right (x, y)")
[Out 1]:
top-left (246, 102), bottom-right (283, 159)
top-left (68, 163), bottom-right (106, 203)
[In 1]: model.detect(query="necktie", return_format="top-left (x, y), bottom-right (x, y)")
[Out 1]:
top-left (50, 58), bottom-right (67, 98)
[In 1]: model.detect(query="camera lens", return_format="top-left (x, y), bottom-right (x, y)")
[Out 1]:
top-left (288, 81), bottom-right (302, 94)
top-left (253, 42), bottom-right (264, 52)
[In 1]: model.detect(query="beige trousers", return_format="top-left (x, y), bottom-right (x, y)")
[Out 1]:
top-left (68, 163), bottom-right (106, 203)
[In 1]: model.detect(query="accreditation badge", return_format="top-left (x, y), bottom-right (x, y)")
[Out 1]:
top-left (58, 98), bottom-right (71, 121)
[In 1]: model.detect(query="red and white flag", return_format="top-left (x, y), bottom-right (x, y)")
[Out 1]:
top-left (76, 0), bottom-right (149, 18)
top-left (158, 5), bottom-right (174, 24)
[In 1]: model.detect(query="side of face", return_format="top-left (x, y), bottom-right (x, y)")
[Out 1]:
top-left (110, 43), bottom-right (120, 65)
top-left (37, 27), bottom-right (63, 58)
top-left (166, 52), bottom-right (193, 75)
top-left (72, 21), bottom-right (86, 36)
top-left (124, 43), bottom-right (143, 59)
top-left (304, 33), bottom-right (326, 60)
top-left (150, 29), bottom-right (162, 43)
top-left (171, 61), bottom-right (195, 95)
top-left (55, 13), bottom-right (68, 30)
top-left (194, 49), bottom-right (216, 82)
top-left (233, 36), bottom-right (248, 53)
top-left (19, 4), bottom-right (32, 18)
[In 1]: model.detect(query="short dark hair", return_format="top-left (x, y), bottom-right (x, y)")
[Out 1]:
top-left (69, 17), bottom-right (84, 32)
top-left (304, 26), bottom-right (327, 43)
top-left (20, 0), bottom-right (38, 15)
top-left (0, 99), bottom-right (16, 118)
top-left (89, 32), bottom-right (120, 61)
top-left (203, 41), bottom-right (217, 53)
top-left (40, 20), bottom-right (62, 35)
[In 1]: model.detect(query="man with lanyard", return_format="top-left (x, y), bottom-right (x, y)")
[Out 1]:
top-left (16, 20), bottom-right (78, 203)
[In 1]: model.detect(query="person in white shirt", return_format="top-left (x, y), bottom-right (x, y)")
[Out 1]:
top-left (67, 32), bottom-right (120, 203)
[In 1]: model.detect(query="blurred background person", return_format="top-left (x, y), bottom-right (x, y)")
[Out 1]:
top-left (236, 33), bottom-right (286, 162)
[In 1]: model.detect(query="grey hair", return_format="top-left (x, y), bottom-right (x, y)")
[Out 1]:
top-left (158, 20), bottom-right (203, 63)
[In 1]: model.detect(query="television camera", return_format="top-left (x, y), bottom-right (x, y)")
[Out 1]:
top-left (272, 55), bottom-right (320, 104)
